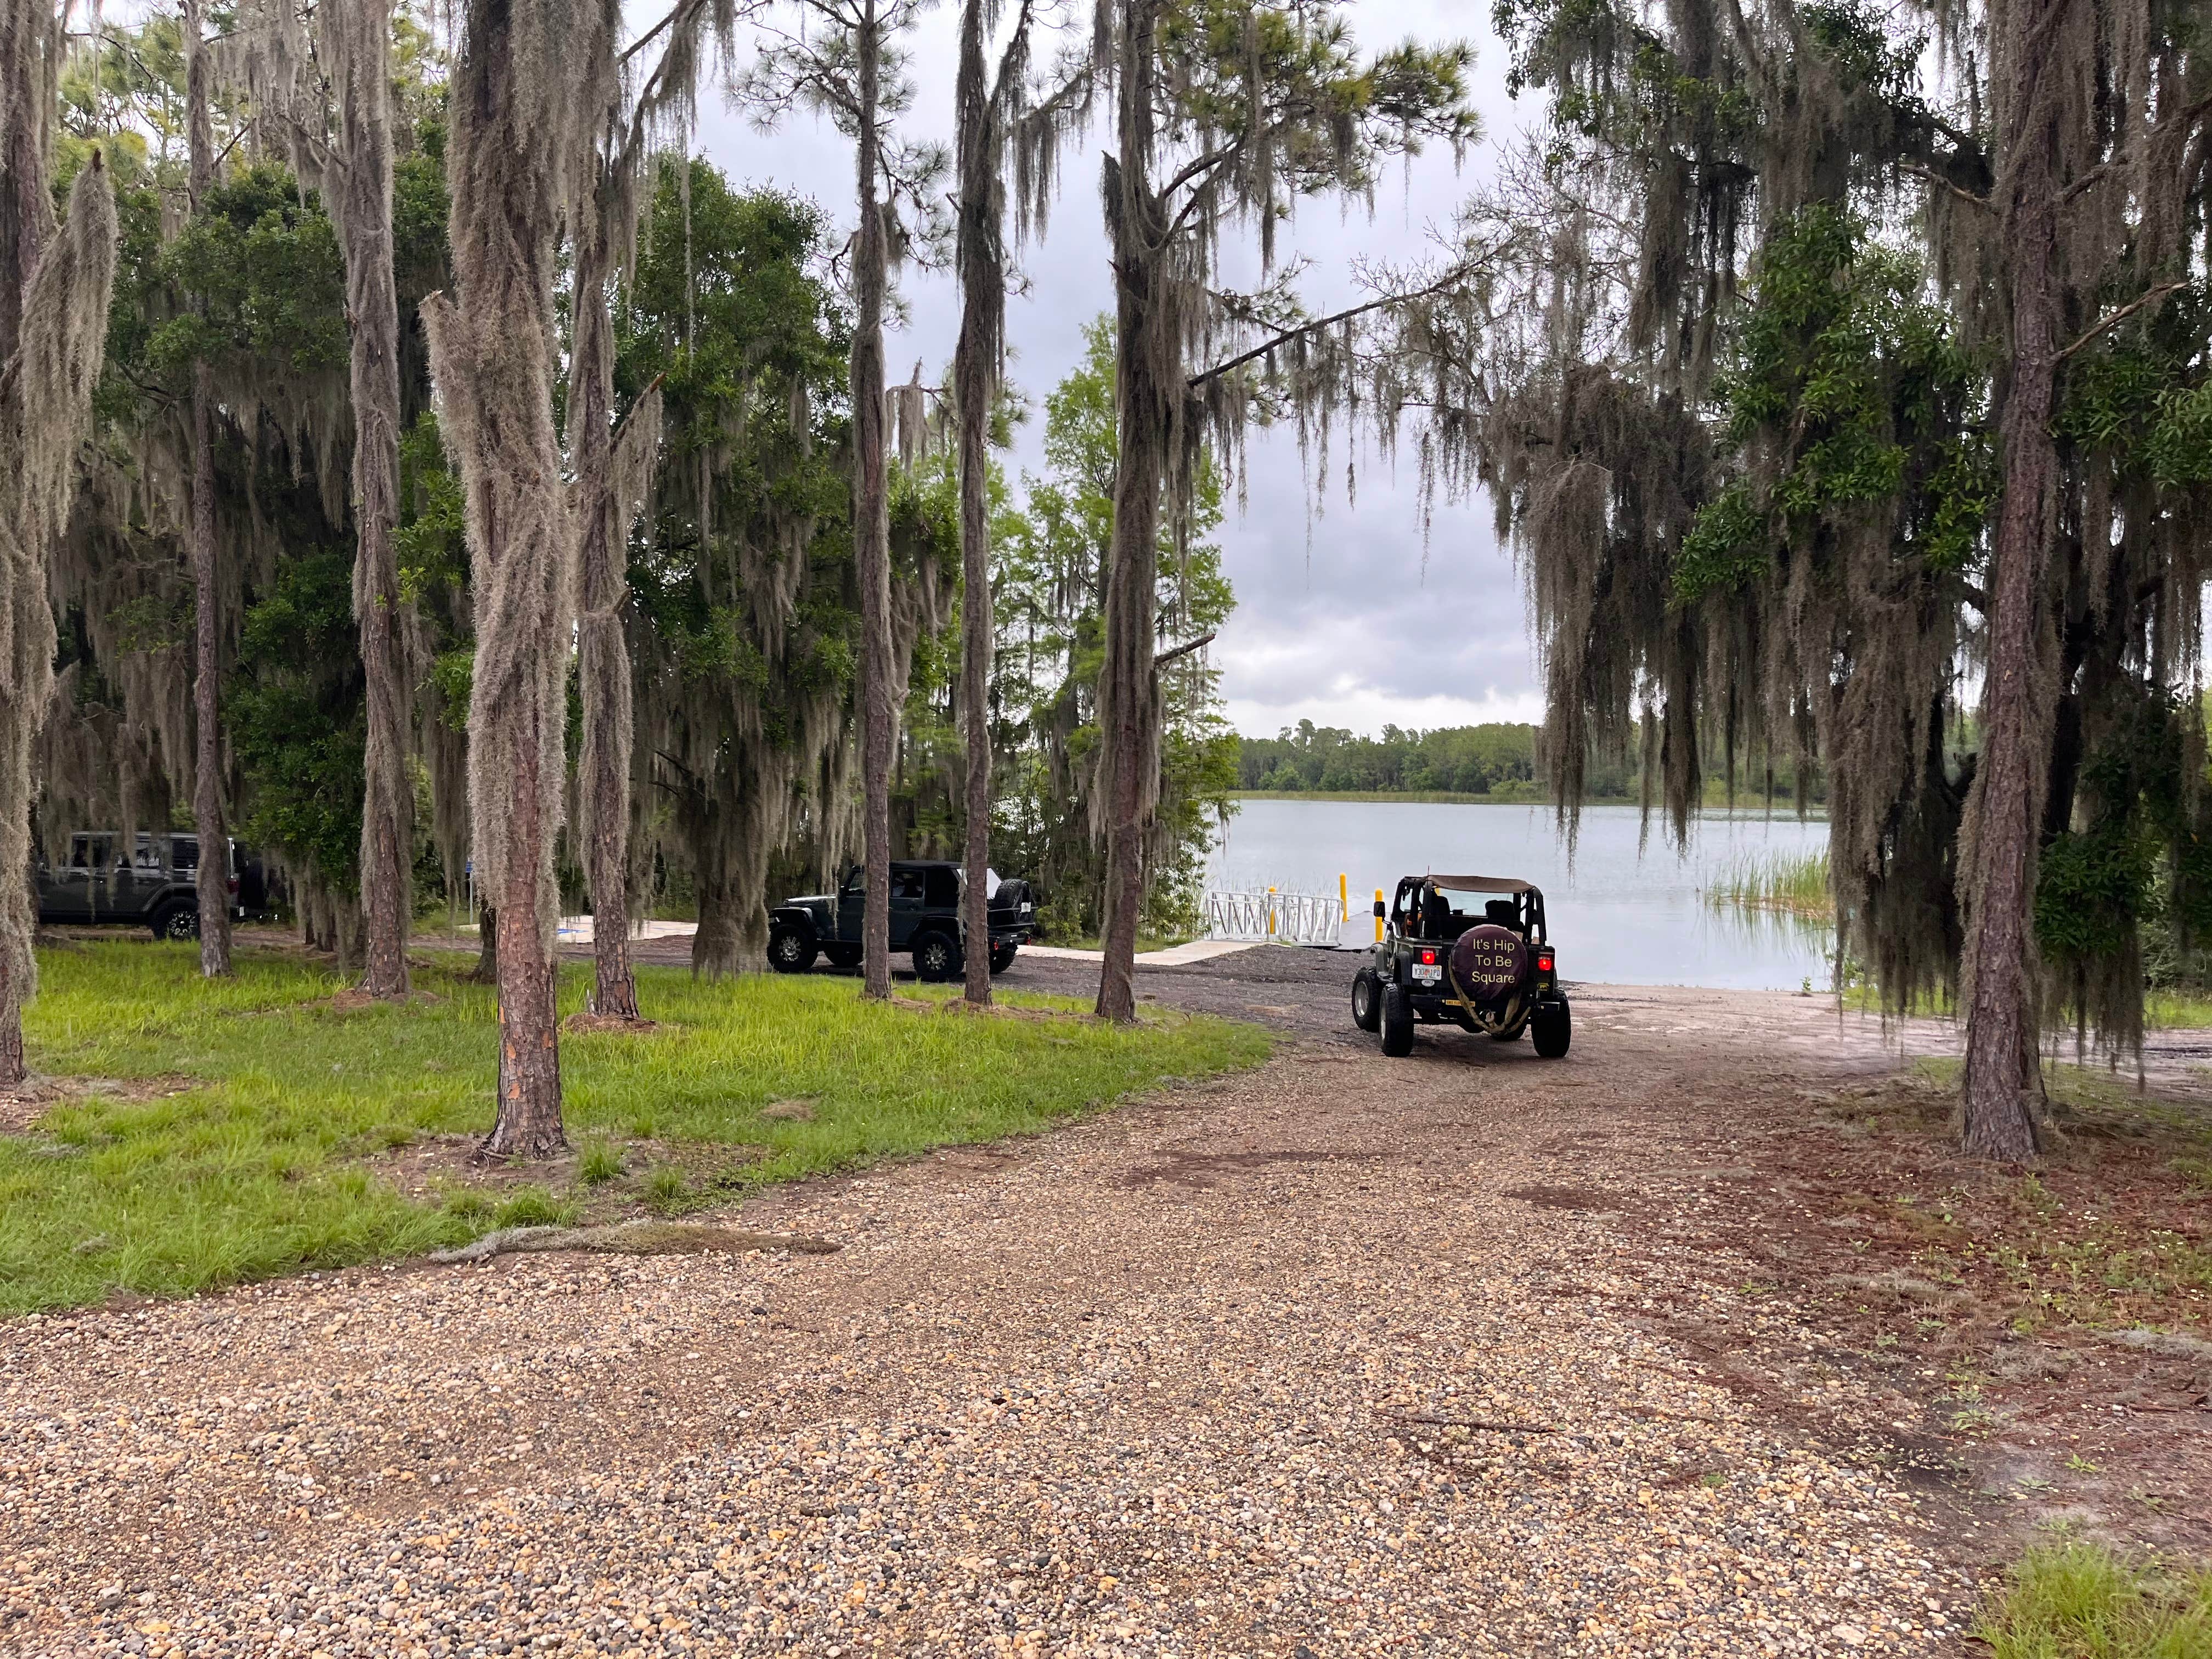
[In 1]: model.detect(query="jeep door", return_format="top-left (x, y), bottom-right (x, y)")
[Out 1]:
top-left (32, 857), bottom-right (72, 923)
top-left (887, 865), bottom-right (928, 947)
top-left (835, 865), bottom-right (865, 943)
top-left (110, 832), bottom-right (163, 921)
top-left (47, 834), bottom-right (109, 921)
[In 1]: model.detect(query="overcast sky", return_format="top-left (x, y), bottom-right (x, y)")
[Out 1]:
top-left (691, 1), bottom-right (1547, 737)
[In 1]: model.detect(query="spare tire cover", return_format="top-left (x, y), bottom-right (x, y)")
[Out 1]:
top-left (1449, 924), bottom-right (1527, 1008)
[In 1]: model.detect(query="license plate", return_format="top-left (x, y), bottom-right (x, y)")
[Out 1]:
top-left (1412, 964), bottom-right (1441, 983)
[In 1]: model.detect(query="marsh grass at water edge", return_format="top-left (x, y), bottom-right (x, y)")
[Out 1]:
top-left (0, 944), bottom-right (1271, 1314)
top-left (1703, 849), bottom-right (1836, 920)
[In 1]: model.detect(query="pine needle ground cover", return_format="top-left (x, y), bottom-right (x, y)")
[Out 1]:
top-left (0, 943), bottom-right (1271, 1314)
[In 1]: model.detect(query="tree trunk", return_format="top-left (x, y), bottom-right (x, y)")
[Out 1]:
top-left (0, 0), bottom-right (46, 368)
top-left (330, 0), bottom-right (412, 1001)
top-left (489, 885), bottom-right (562, 1153)
top-left (0, 0), bottom-right (53, 1090)
top-left (852, 0), bottom-right (895, 1002)
top-left (185, 0), bottom-right (232, 977)
top-left (471, 902), bottom-right (498, 982)
top-left (1, 145), bottom-right (116, 1087)
top-left (1958, 0), bottom-right (2066, 1163)
top-left (692, 859), bottom-right (743, 980)
top-left (421, 0), bottom-right (580, 1159)
top-left (1094, 0), bottom-right (1166, 1023)
top-left (571, 178), bottom-right (640, 1021)
top-left (954, 0), bottom-right (998, 1008)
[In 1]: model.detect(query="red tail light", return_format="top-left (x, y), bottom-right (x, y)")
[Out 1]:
top-left (1420, 949), bottom-right (1437, 965)
top-left (1537, 952), bottom-right (1554, 973)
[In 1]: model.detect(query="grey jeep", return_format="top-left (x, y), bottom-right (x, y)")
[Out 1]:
top-left (35, 831), bottom-right (257, 939)
top-left (767, 860), bottom-right (1036, 981)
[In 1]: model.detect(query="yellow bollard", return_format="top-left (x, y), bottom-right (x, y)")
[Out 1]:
top-left (1266, 885), bottom-right (1276, 936)
top-left (1339, 872), bottom-right (1348, 922)
top-left (1374, 888), bottom-right (1385, 943)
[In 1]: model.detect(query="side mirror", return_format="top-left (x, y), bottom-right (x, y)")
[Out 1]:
top-left (1373, 900), bottom-right (1386, 919)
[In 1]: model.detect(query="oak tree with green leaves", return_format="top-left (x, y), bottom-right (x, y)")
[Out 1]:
top-left (1453, 0), bottom-right (2212, 1156)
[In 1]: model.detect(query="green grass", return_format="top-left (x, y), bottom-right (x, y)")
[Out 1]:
top-left (1, 942), bottom-right (1271, 1314)
top-left (1979, 1540), bottom-right (2212, 1657)
top-left (1705, 848), bottom-right (1834, 918)
top-left (2143, 990), bottom-right (2212, 1030)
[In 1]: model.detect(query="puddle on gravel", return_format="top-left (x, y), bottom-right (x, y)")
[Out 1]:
top-left (1503, 1183), bottom-right (1622, 1212)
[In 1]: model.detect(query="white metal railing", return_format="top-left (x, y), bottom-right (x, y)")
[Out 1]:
top-left (1204, 888), bottom-right (1344, 946)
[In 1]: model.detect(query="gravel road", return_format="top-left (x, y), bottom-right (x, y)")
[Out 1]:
top-left (2, 954), bottom-right (1993, 1658)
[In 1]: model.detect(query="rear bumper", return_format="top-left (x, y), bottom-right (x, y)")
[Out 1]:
top-left (1407, 988), bottom-right (1564, 1023)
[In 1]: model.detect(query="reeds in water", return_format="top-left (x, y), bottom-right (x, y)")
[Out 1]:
top-left (1705, 849), bottom-right (1834, 919)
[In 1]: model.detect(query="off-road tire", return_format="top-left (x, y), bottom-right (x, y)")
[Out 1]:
top-left (989, 943), bottom-right (1019, 975)
top-left (767, 926), bottom-right (817, 974)
top-left (1532, 998), bottom-right (1572, 1058)
top-left (912, 932), bottom-right (961, 983)
top-left (150, 902), bottom-right (198, 941)
top-left (1379, 982), bottom-right (1415, 1057)
top-left (1351, 968), bottom-right (1381, 1032)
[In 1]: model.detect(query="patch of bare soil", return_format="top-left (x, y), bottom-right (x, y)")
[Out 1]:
top-left (1503, 1182), bottom-right (1623, 1212)
top-left (932, 996), bottom-right (1076, 1022)
top-left (1586, 1057), bottom-right (2212, 1559)
top-left (0, 1083), bottom-right (54, 1133)
top-left (370, 1131), bottom-right (585, 1197)
top-left (1, 1071), bottom-right (196, 1132)
top-left (325, 986), bottom-right (449, 1013)
top-left (561, 1010), bottom-right (661, 1035)
top-left (367, 1131), bottom-right (773, 1220)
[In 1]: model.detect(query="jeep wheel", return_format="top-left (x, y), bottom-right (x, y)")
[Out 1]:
top-left (1379, 982), bottom-right (1415, 1057)
top-left (912, 932), bottom-right (961, 983)
top-left (1532, 998), bottom-right (1572, 1058)
top-left (989, 943), bottom-right (1019, 975)
top-left (767, 926), bottom-right (817, 974)
top-left (1351, 968), bottom-right (1381, 1032)
top-left (150, 902), bottom-right (198, 941)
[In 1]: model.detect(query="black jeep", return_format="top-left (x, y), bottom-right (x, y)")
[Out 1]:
top-left (766, 861), bottom-right (1036, 981)
top-left (1351, 873), bottom-right (1571, 1059)
top-left (35, 830), bottom-right (262, 939)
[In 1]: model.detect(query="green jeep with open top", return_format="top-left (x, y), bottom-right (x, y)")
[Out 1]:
top-left (1351, 873), bottom-right (1571, 1059)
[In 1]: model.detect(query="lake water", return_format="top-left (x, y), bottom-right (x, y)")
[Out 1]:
top-left (1205, 798), bottom-right (1833, 990)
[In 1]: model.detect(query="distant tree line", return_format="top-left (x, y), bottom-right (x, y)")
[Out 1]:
top-left (1235, 721), bottom-right (1546, 797)
top-left (1232, 720), bottom-right (1824, 804)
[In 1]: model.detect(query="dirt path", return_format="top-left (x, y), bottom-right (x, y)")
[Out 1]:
top-left (3, 968), bottom-right (2049, 1659)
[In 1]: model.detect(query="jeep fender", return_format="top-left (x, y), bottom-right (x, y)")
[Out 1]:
top-left (768, 905), bottom-right (820, 940)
